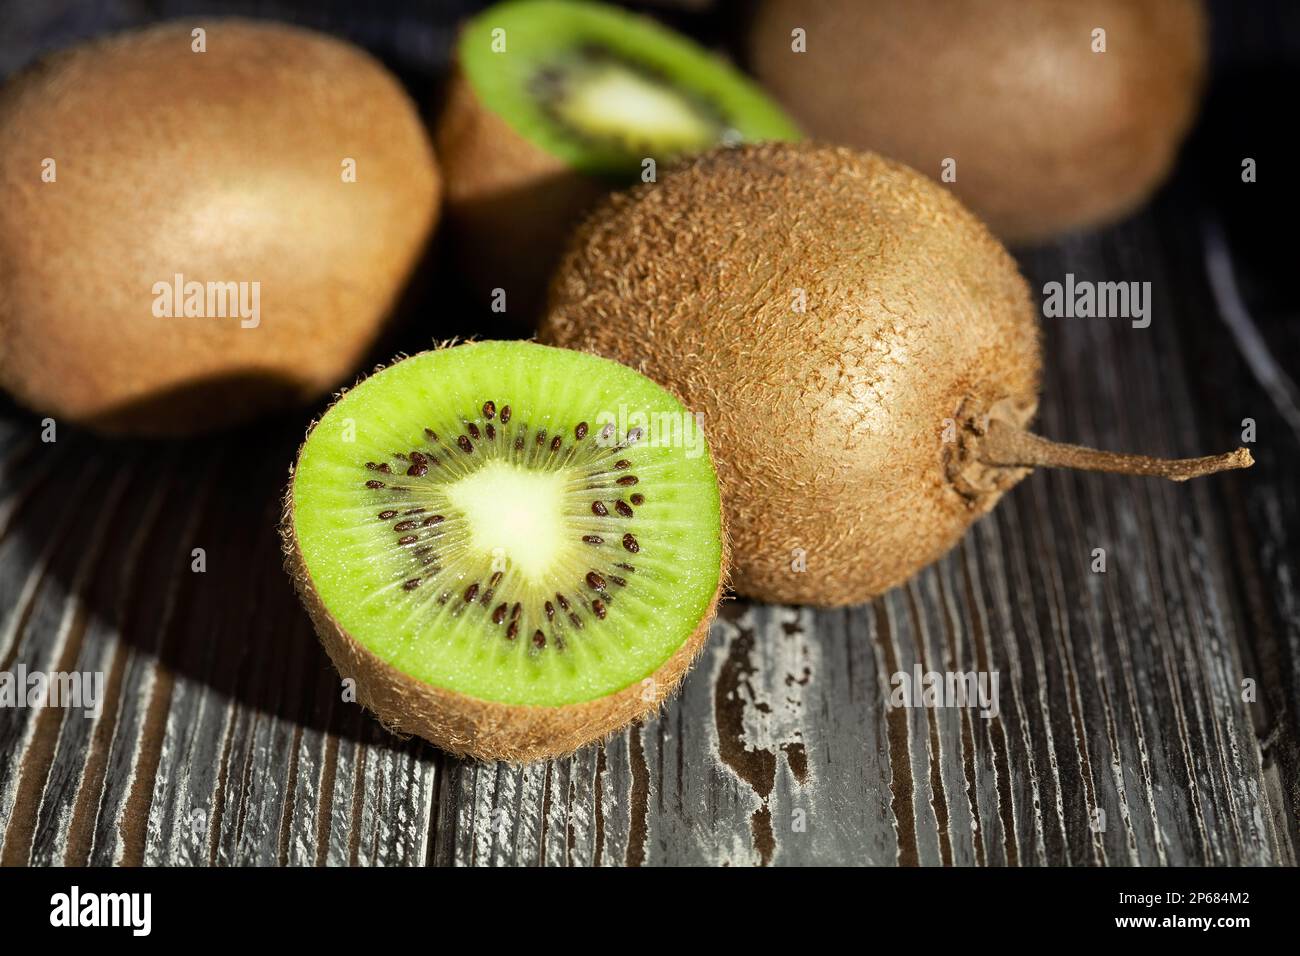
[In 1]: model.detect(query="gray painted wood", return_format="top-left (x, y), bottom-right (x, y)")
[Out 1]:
top-left (1, 0), bottom-right (1296, 867)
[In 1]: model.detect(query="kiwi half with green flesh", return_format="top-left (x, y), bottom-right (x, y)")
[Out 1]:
top-left (541, 143), bottom-right (1250, 607)
top-left (0, 20), bottom-right (440, 436)
top-left (435, 0), bottom-right (799, 320)
top-left (283, 341), bottom-right (725, 761)
top-left (745, 0), bottom-right (1206, 243)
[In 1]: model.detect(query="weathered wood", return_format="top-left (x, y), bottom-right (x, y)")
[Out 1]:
top-left (1, 0), bottom-right (1296, 867)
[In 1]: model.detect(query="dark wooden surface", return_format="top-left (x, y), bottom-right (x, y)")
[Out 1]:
top-left (1, 0), bottom-right (1296, 866)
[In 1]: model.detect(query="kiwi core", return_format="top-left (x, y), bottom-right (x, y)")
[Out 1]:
top-left (446, 461), bottom-right (570, 583)
top-left (538, 53), bottom-right (727, 155)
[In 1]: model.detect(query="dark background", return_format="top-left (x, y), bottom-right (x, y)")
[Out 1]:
top-left (0, 1), bottom-right (1295, 866)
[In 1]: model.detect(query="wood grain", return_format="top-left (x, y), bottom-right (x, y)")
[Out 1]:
top-left (0, 0), bottom-right (1296, 867)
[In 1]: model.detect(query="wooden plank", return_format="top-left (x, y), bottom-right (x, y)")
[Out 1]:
top-left (0, 1), bottom-right (1295, 868)
top-left (0, 448), bottom-right (119, 865)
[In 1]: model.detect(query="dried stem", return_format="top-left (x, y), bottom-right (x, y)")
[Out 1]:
top-left (979, 419), bottom-right (1253, 482)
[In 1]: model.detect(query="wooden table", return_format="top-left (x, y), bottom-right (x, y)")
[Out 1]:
top-left (1, 0), bottom-right (1296, 866)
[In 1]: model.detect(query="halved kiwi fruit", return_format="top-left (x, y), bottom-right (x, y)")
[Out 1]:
top-left (283, 341), bottom-right (725, 761)
top-left (542, 142), bottom-right (1250, 606)
top-left (435, 0), bottom-right (799, 319)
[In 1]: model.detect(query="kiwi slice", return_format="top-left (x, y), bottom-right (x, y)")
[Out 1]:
top-left (283, 341), bottom-right (725, 761)
top-left (435, 0), bottom-right (799, 319)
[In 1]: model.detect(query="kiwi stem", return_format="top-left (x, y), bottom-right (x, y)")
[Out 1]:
top-left (979, 419), bottom-right (1253, 482)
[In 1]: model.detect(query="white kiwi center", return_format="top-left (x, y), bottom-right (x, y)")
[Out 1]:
top-left (444, 460), bottom-right (572, 584)
top-left (553, 62), bottom-right (720, 152)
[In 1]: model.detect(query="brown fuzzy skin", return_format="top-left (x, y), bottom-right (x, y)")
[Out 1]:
top-left (279, 356), bottom-right (730, 762)
top-left (0, 20), bottom-right (440, 435)
top-left (542, 142), bottom-right (1041, 606)
top-left (745, 0), bottom-right (1207, 243)
top-left (435, 64), bottom-right (605, 322)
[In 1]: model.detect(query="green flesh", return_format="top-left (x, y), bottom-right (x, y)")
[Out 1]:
top-left (458, 0), bottom-right (800, 176)
top-left (291, 341), bottom-right (723, 708)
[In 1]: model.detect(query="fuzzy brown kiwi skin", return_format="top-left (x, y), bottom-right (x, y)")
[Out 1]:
top-left (435, 63), bottom-right (606, 324)
top-left (279, 386), bottom-right (729, 763)
top-left (745, 0), bottom-right (1207, 243)
top-left (543, 142), bottom-right (1041, 607)
top-left (0, 20), bottom-right (440, 436)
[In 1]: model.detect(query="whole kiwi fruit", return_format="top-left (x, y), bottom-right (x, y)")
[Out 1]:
top-left (542, 143), bottom-right (1250, 606)
top-left (744, 0), bottom-right (1207, 242)
top-left (0, 20), bottom-right (440, 435)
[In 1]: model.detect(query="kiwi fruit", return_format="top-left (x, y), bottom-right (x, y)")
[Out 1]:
top-left (435, 0), bottom-right (798, 320)
top-left (541, 142), bottom-right (1250, 606)
top-left (282, 340), bottom-right (725, 761)
top-left (0, 20), bottom-right (440, 435)
top-left (744, 0), bottom-right (1207, 243)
